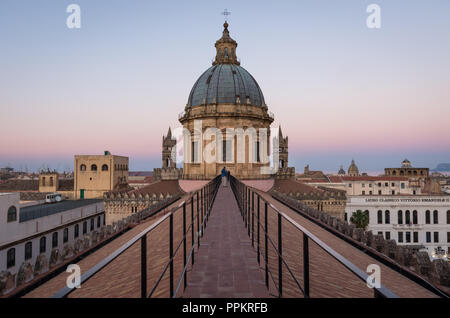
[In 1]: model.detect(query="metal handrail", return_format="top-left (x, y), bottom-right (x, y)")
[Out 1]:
top-left (52, 176), bottom-right (221, 298)
top-left (229, 176), bottom-right (398, 298)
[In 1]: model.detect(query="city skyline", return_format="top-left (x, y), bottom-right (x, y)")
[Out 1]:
top-left (1, 0), bottom-right (449, 172)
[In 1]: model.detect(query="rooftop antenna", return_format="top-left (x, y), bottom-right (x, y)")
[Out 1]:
top-left (221, 8), bottom-right (231, 22)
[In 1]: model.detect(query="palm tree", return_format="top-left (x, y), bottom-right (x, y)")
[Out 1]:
top-left (350, 210), bottom-right (369, 230)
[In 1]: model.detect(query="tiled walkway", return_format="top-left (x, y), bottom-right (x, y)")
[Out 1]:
top-left (183, 185), bottom-right (270, 298)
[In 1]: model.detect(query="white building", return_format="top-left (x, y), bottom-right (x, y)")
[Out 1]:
top-left (0, 192), bottom-right (105, 276)
top-left (346, 195), bottom-right (450, 259)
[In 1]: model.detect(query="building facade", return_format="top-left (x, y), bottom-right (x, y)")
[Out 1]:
top-left (74, 152), bottom-right (129, 199)
top-left (0, 193), bottom-right (104, 280)
top-left (385, 159), bottom-right (429, 178)
top-left (346, 195), bottom-right (450, 258)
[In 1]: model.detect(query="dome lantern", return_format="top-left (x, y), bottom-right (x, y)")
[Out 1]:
top-left (213, 22), bottom-right (240, 66)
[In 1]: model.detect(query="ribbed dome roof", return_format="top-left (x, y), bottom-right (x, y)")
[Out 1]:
top-left (187, 64), bottom-right (265, 107)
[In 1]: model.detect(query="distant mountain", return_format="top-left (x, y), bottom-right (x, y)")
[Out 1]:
top-left (432, 163), bottom-right (450, 172)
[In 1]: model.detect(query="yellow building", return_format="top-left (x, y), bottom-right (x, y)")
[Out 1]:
top-left (74, 151), bottom-right (129, 199)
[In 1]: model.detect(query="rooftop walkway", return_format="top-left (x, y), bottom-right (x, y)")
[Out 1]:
top-left (183, 184), bottom-right (270, 298)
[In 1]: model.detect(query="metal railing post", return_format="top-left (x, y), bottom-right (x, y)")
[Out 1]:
top-left (141, 234), bottom-right (147, 298)
top-left (247, 188), bottom-right (250, 237)
top-left (303, 233), bottom-right (310, 298)
top-left (183, 202), bottom-right (187, 291)
top-left (191, 197), bottom-right (195, 266)
top-left (257, 196), bottom-right (260, 264)
top-left (169, 213), bottom-right (174, 298)
top-left (252, 191), bottom-right (254, 247)
top-left (201, 188), bottom-right (204, 231)
top-left (197, 192), bottom-right (200, 247)
top-left (278, 212), bottom-right (282, 297)
top-left (264, 202), bottom-right (268, 288)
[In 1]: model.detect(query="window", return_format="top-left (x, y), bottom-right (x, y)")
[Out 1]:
top-left (90, 218), bottom-right (94, 231)
top-left (378, 231), bottom-right (383, 235)
top-left (40, 237), bottom-right (46, 253)
top-left (434, 232), bottom-right (439, 243)
top-left (425, 210), bottom-right (431, 224)
top-left (97, 216), bottom-right (101, 228)
top-left (433, 210), bottom-right (438, 224)
top-left (413, 210), bottom-right (418, 224)
top-left (83, 221), bottom-right (87, 234)
top-left (362, 191), bottom-right (365, 195)
top-left (7, 206), bottom-right (17, 222)
top-left (447, 232), bottom-right (450, 243)
top-left (63, 228), bottom-right (69, 243)
top-left (191, 141), bottom-right (199, 163)
top-left (80, 164), bottom-right (86, 171)
top-left (385, 232), bottom-right (391, 240)
top-left (447, 210), bottom-right (450, 224)
top-left (378, 190), bottom-right (382, 195)
top-left (52, 232), bottom-right (58, 248)
top-left (401, 183), bottom-right (405, 189)
top-left (222, 139), bottom-right (232, 163)
top-left (348, 184), bottom-right (352, 188)
top-left (7, 248), bottom-right (15, 268)
top-left (398, 210), bottom-right (403, 224)
top-left (344, 213), bottom-right (347, 222)
top-left (426, 232), bottom-right (431, 243)
top-left (369, 191), bottom-right (372, 195)
top-left (74, 224), bottom-right (79, 238)
top-left (413, 232), bottom-right (418, 243)
top-left (385, 210), bottom-right (390, 224)
top-left (405, 210), bottom-right (410, 224)
top-left (398, 232), bottom-right (403, 243)
top-left (369, 184), bottom-right (372, 188)
top-left (378, 182), bottom-right (382, 187)
top-left (391, 182), bottom-right (395, 187)
top-left (25, 242), bottom-right (32, 260)
top-left (391, 190), bottom-right (395, 195)
top-left (405, 232), bottom-right (411, 243)
top-left (362, 183), bottom-right (365, 188)
top-left (102, 164), bottom-right (108, 171)
top-left (49, 177), bottom-right (54, 186)
top-left (377, 210), bottom-right (383, 224)
top-left (254, 141), bottom-right (260, 163)
top-left (91, 164), bottom-right (97, 171)
top-left (385, 182), bottom-right (388, 187)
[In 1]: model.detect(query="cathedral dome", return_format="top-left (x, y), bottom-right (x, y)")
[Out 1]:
top-left (187, 64), bottom-right (265, 107)
top-left (186, 21), bottom-right (266, 108)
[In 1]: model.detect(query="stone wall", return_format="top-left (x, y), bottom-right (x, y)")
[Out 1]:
top-left (271, 190), bottom-right (450, 290)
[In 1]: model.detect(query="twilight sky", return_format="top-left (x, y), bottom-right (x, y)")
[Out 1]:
top-left (0, 0), bottom-right (449, 173)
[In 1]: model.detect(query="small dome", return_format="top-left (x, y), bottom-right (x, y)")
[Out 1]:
top-left (187, 64), bottom-right (265, 107)
top-left (401, 159), bottom-right (411, 168)
top-left (348, 160), bottom-right (359, 176)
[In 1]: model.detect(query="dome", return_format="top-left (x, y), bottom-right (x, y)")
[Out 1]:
top-left (348, 160), bottom-right (359, 176)
top-left (187, 64), bottom-right (265, 107)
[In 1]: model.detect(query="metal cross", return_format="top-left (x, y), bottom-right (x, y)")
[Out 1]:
top-left (222, 9), bottom-right (231, 21)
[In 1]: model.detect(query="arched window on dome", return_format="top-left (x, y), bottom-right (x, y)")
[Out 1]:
top-left (224, 48), bottom-right (228, 58)
top-left (231, 48), bottom-right (235, 58)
